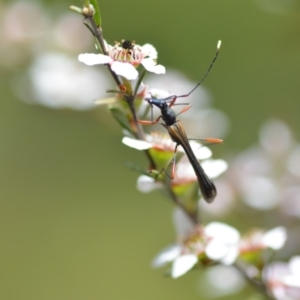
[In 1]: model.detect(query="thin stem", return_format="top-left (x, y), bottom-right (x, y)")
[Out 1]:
top-left (234, 261), bottom-right (274, 299)
top-left (85, 16), bottom-right (120, 85)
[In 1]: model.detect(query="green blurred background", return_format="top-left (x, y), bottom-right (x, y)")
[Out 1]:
top-left (1, 0), bottom-right (300, 299)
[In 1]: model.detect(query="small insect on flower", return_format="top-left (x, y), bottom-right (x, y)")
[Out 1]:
top-left (120, 39), bottom-right (135, 56)
top-left (78, 40), bottom-right (165, 80)
top-left (138, 41), bottom-right (222, 203)
top-left (121, 39), bottom-right (134, 50)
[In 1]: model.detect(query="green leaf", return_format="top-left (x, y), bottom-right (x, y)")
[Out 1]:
top-left (109, 106), bottom-right (132, 133)
top-left (90, 0), bottom-right (101, 26)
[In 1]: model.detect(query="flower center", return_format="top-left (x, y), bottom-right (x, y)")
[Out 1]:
top-left (109, 39), bottom-right (144, 65)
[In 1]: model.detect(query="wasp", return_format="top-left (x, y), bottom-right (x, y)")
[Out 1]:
top-left (138, 41), bottom-right (222, 203)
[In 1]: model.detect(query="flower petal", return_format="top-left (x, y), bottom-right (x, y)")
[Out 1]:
top-left (151, 244), bottom-right (182, 268)
top-left (141, 44), bottom-right (158, 59)
top-left (221, 247), bottom-right (239, 265)
top-left (122, 137), bottom-right (152, 150)
top-left (205, 222), bottom-right (240, 243)
top-left (206, 240), bottom-right (231, 260)
top-left (201, 159), bottom-right (228, 178)
top-left (289, 256), bottom-right (300, 277)
top-left (205, 240), bottom-right (239, 265)
top-left (141, 58), bottom-right (166, 74)
top-left (111, 61), bottom-right (138, 80)
top-left (189, 142), bottom-right (212, 159)
top-left (263, 226), bottom-right (287, 250)
top-left (78, 53), bottom-right (112, 65)
top-left (171, 254), bottom-right (198, 278)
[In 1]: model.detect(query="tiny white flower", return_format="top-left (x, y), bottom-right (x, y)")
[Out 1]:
top-left (289, 256), bottom-right (300, 279)
top-left (203, 265), bottom-right (245, 297)
top-left (284, 256), bottom-right (300, 288)
top-left (122, 133), bottom-right (214, 160)
top-left (136, 175), bottom-right (163, 193)
top-left (263, 256), bottom-right (300, 300)
top-left (239, 226), bottom-right (287, 254)
top-left (22, 52), bottom-right (111, 110)
top-left (78, 40), bottom-right (165, 80)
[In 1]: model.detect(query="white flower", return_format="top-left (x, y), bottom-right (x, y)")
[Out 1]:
top-left (19, 52), bottom-right (111, 110)
top-left (201, 265), bottom-right (245, 298)
top-left (263, 256), bottom-right (300, 300)
top-left (151, 220), bottom-right (240, 279)
top-left (78, 41), bottom-right (165, 80)
top-left (124, 133), bottom-right (227, 196)
top-left (122, 133), bottom-right (213, 160)
top-left (136, 175), bottom-right (163, 193)
top-left (123, 132), bottom-right (227, 196)
top-left (239, 226), bottom-right (287, 254)
top-left (227, 119), bottom-right (300, 214)
top-left (151, 208), bottom-right (201, 278)
top-left (151, 241), bottom-right (198, 279)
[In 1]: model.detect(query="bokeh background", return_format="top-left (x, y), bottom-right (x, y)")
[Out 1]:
top-left (1, 0), bottom-right (300, 299)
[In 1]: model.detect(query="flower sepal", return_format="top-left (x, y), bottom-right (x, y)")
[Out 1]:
top-left (148, 147), bottom-right (178, 171)
top-left (239, 250), bottom-right (266, 270)
top-left (171, 182), bottom-right (200, 212)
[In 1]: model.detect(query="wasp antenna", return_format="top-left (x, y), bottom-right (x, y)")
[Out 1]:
top-left (171, 40), bottom-right (223, 100)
